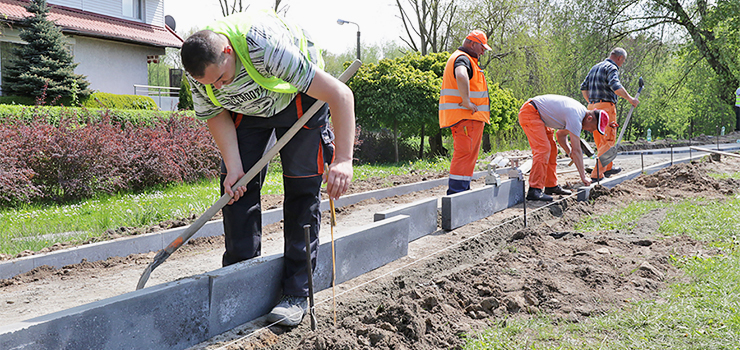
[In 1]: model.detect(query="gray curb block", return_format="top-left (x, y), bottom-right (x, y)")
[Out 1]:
top-left (0, 215), bottom-right (411, 350)
top-left (0, 171), bottom-right (485, 281)
top-left (441, 178), bottom-right (524, 231)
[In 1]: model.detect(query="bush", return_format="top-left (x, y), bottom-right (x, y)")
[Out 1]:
top-left (354, 128), bottom-right (419, 164)
top-left (81, 92), bottom-right (158, 110)
top-left (0, 95), bottom-right (37, 106)
top-left (0, 112), bottom-right (219, 205)
top-left (178, 76), bottom-right (193, 110)
top-left (0, 104), bottom-right (195, 126)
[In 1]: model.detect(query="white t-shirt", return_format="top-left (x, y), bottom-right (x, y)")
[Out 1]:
top-left (531, 95), bottom-right (588, 135)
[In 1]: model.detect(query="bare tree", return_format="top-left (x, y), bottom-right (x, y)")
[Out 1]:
top-left (218, 0), bottom-right (289, 16)
top-left (396, 0), bottom-right (457, 55)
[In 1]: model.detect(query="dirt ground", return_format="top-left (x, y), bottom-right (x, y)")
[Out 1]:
top-left (1, 145), bottom-right (739, 350)
top-left (187, 156), bottom-right (740, 350)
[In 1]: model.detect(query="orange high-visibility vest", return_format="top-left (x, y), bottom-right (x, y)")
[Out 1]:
top-left (438, 50), bottom-right (490, 128)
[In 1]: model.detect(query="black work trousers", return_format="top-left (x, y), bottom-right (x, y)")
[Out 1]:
top-left (220, 93), bottom-right (334, 297)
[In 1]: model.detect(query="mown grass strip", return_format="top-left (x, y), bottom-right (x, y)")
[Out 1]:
top-left (464, 195), bottom-right (740, 349)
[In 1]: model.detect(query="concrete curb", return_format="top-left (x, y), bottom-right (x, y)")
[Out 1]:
top-left (441, 179), bottom-right (525, 231)
top-left (0, 215), bottom-right (411, 350)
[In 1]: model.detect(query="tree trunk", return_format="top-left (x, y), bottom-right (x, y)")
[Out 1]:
top-left (394, 119), bottom-right (399, 163)
top-left (481, 133), bottom-right (491, 153)
top-left (419, 124), bottom-right (425, 159)
top-left (429, 131), bottom-right (447, 157)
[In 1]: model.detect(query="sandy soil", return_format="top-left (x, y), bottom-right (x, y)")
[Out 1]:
top-left (1, 146), bottom-right (738, 349)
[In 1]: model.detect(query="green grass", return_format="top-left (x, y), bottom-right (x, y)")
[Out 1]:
top-left (575, 200), bottom-right (668, 232)
top-left (0, 157), bottom-right (456, 256)
top-left (464, 195), bottom-right (740, 349)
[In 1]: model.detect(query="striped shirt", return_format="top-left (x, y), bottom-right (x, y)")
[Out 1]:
top-left (189, 13), bottom-right (318, 120)
top-left (580, 58), bottom-right (623, 104)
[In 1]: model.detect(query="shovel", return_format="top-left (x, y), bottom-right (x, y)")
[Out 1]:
top-left (136, 60), bottom-right (362, 290)
top-left (597, 77), bottom-right (644, 167)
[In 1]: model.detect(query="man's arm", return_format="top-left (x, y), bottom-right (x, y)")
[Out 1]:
top-left (565, 130), bottom-right (591, 186)
top-left (306, 69), bottom-right (356, 200)
top-left (455, 66), bottom-right (476, 112)
top-left (614, 87), bottom-right (639, 107)
top-left (581, 90), bottom-right (589, 103)
top-left (206, 110), bottom-right (247, 205)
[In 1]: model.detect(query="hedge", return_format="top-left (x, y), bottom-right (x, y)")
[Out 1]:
top-left (0, 110), bottom-right (218, 206)
top-left (0, 104), bottom-right (196, 126)
top-left (82, 92), bottom-right (158, 110)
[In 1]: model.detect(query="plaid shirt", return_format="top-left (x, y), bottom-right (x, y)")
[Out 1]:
top-left (580, 58), bottom-right (623, 104)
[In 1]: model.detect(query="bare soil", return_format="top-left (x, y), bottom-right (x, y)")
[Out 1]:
top-left (189, 156), bottom-right (740, 350)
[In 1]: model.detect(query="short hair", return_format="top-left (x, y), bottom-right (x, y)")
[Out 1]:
top-left (610, 47), bottom-right (627, 59)
top-left (181, 30), bottom-right (226, 78)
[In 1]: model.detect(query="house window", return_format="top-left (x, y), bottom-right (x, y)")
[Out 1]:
top-left (123, 0), bottom-right (143, 19)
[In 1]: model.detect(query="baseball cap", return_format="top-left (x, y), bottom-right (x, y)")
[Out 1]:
top-left (466, 30), bottom-right (492, 50)
top-left (596, 110), bottom-right (608, 135)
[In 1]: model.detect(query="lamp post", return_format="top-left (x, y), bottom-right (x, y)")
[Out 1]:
top-left (337, 19), bottom-right (360, 60)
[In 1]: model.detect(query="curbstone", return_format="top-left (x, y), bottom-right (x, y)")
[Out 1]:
top-left (374, 198), bottom-right (438, 242)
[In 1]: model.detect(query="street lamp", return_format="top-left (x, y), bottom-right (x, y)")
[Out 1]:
top-left (337, 18), bottom-right (361, 60)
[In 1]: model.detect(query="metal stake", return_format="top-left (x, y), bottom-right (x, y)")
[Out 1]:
top-left (596, 160), bottom-right (600, 185)
top-left (522, 180), bottom-right (527, 228)
top-left (641, 153), bottom-right (644, 173)
top-left (303, 224), bottom-right (317, 331)
top-left (670, 146), bottom-right (673, 166)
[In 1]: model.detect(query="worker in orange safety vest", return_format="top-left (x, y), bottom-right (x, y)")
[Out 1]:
top-left (439, 30), bottom-right (491, 195)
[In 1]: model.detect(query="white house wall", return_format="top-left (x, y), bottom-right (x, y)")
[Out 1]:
top-left (72, 36), bottom-right (164, 95)
top-left (47, 0), bottom-right (165, 27)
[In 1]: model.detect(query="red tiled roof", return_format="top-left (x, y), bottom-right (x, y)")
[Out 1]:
top-left (0, 0), bottom-right (182, 48)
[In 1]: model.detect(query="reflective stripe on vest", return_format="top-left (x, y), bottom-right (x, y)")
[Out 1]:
top-left (438, 50), bottom-right (490, 128)
top-left (204, 9), bottom-right (325, 107)
top-left (736, 88), bottom-right (740, 106)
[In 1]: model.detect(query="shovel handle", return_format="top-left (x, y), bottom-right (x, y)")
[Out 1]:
top-left (614, 77), bottom-right (644, 147)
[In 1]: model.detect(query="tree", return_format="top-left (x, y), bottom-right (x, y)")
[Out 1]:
top-left (2, 0), bottom-right (89, 104)
top-left (218, 0), bottom-right (288, 16)
top-left (396, 0), bottom-right (458, 55)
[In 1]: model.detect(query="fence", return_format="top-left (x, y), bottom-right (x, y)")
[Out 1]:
top-left (133, 84), bottom-right (180, 111)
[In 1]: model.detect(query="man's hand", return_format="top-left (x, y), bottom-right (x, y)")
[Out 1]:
top-left (580, 175), bottom-right (592, 187)
top-left (324, 160), bottom-right (353, 200)
top-left (629, 96), bottom-right (639, 107)
top-left (459, 100), bottom-right (478, 113)
top-left (223, 169), bottom-right (247, 205)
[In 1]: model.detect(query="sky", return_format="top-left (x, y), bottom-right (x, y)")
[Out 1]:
top-left (163, 0), bottom-right (404, 55)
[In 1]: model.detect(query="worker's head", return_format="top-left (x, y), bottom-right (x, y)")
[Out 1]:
top-left (181, 30), bottom-right (237, 89)
top-left (609, 47), bottom-right (627, 67)
top-left (463, 30), bottom-right (492, 58)
top-left (583, 109), bottom-right (608, 134)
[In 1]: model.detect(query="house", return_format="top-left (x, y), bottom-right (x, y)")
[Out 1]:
top-left (0, 0), bottom-right (183, 108)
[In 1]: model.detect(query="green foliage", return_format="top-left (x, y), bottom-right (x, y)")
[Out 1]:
top-left (1, 0), bottom-right (90, 102)
top-left (82, 92), bottom-right (158, 110)
top-left (178, 76), bottom-right (194, 110)
top-left (0, 95), bottom-right (37, 106)
top-left (0, 104), bottom-right (195, 126)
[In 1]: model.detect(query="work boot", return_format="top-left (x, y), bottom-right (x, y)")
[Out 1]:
top-left (604, 167), bottom-right (622, 177)
top-left (266, 295), bottom-right (307, 327)
top-left (544, 185), bottom-right (572, 196)
top-left (526, 188), bottom-right (553, 201)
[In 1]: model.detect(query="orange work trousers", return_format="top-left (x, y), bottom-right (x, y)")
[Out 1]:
top-left (587, 102), bottom-right (617, 178)
top-left (518, 101), bottom-right (558, 190)
top-left (449, 119), bottom-right (485, 180)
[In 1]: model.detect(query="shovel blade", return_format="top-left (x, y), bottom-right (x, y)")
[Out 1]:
top-left (598, 147), bottom-right (618, 168)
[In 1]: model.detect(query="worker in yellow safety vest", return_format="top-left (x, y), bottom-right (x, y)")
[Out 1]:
top-left (439, 30), bottom-right (491, 195)
top-left (735, 85), bottom-right (740, 131)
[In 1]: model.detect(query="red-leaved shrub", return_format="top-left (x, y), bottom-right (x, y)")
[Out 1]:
top-left (0, 111), bottom-right (219, 205)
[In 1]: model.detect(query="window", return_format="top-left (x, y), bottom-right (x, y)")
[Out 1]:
top-left (123, 0), bottom-right (143, 19)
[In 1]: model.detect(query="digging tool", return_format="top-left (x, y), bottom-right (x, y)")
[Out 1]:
top-left (598, 77), bottom-right (645, 168)
top-left (303, 224), bottom-right (318, 330)
top-left (136, 60), bottom-right (362, 290)
top-left (325, 163), bottom-right (338, 327)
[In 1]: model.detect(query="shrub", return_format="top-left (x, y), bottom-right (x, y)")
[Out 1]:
top-left (354, 128), bottom-right (418, 164)
top-left (0, 95), bottom-right (37, 106)
top-left (81, 92), bottom-right (158, 110)
top-left (178, 76), bottom-right (193, 110)
top-left (0, 112), bottom-right (219, 205)
top-left (0, 104), bottom-right (195, 126)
